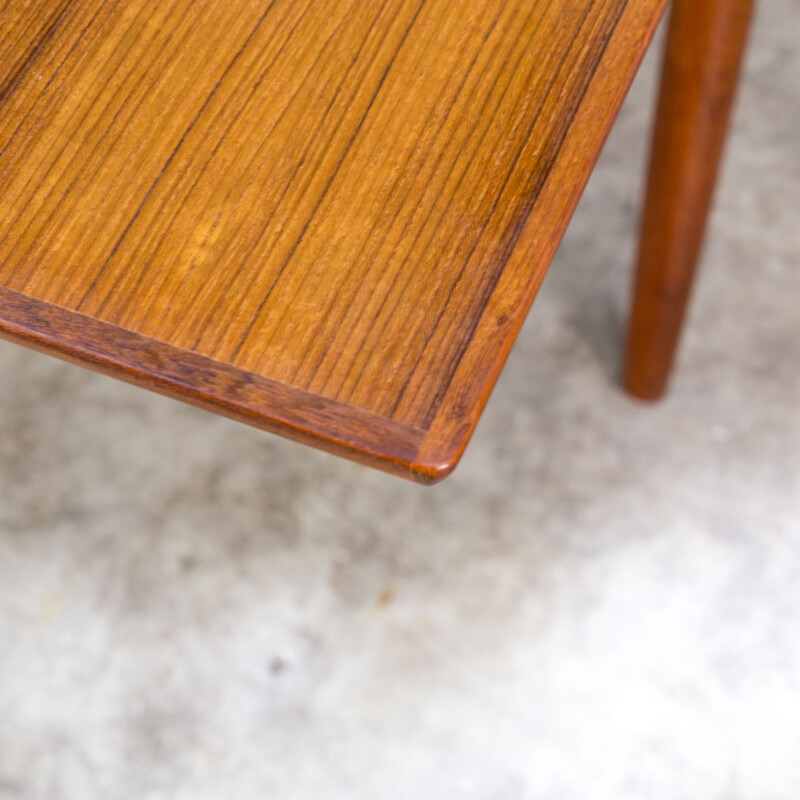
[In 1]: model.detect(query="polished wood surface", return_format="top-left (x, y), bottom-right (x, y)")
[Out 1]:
top-left (0, 0), bottom-right (665, 481)
top-left (625, 0), bottom-right (756, 400)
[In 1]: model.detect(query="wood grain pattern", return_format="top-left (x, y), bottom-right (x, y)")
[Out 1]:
top-left (625, 0), bottom-right (756, 400)
top-left (0, 0), bottom-right (666, 482)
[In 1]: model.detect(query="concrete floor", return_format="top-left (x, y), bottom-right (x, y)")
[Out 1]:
top-left (1, 3), bottom-right (799, 799)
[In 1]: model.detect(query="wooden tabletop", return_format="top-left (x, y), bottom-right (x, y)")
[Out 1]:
top-left (0, 0), bottom-right (665, 482)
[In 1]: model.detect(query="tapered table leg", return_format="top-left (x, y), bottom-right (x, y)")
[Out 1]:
top-left (624, 0), bottom-right (756, 400)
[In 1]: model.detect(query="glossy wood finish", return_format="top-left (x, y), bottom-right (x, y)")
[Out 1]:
top-left (0, 0), bottom-right (665, 482)
top-left (625, 0), bottom-right (756, 400)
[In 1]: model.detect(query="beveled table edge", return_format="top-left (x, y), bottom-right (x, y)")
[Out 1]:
top-left (0, 286), bottom-right (460, 484)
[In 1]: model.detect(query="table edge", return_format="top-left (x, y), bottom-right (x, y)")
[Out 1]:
top-left (0, 286), bottom-right (465, 484)
top-left (418, 0), bottom-right (669, 477)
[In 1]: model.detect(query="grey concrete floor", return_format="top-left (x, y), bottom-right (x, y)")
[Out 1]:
top-left (1, 3), bottom-right (799, 799)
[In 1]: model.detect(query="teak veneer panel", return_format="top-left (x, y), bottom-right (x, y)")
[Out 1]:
top-left (0, 0), bottom-right (666, 482)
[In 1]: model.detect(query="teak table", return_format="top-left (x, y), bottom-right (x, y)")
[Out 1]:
top-left (0, 0), bottom-right (754, 483)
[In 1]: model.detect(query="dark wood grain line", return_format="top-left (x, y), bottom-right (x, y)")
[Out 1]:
top-left (0, 0), bottom-right (186, 273)
top-left (73, 2), bottom-right (279, 310)
top-left (391, 2), bottom-right (609, 421)
top-left (178, 0), bottom-right (383, 351)
top-left (230, 0), bottom-right (428, 362)
top-left (0, 0), bottom-right (69, 105)
top-left (0, 0), bottom-right (74, 108)
top-left (199, 0), bottom-right (398, 357)
top-left (334, 0), bottom-right (569, 408)
top-left (102, 0), bottom-right (319, 325)
top-left (411, 0), bottom-right (630, 426)
top-left (0, 0), bottom-right (146, 207)
top-left (0, 5), bottom-right (107, 164)
top-left (290, 0), bottom-right (513, 388)
top-left (168, 1), bottom-right (361, 343)
top-left (415, 0), bottom-right (666, 474)
top-left (13, 1), bottom-right (199, 294)
top-left (85, 0), bottom-right (356, 336)
top-left (0, 286), bottom-right (427, 481)
top-left (331, 0), bottom-right (554, 406)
